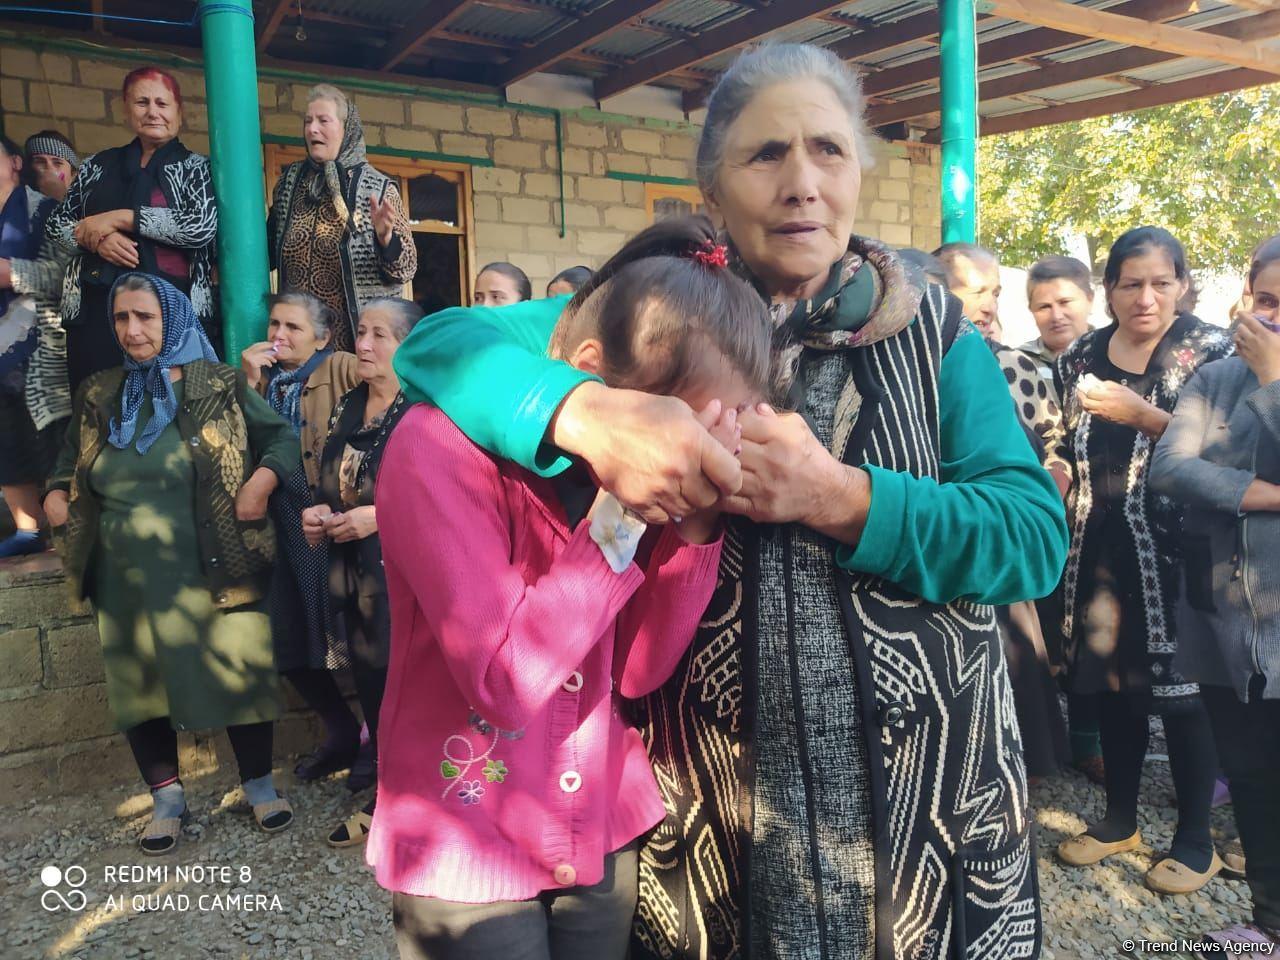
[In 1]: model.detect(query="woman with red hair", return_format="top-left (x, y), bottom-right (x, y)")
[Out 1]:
top-left (41, 66), bottom-right (219, 392)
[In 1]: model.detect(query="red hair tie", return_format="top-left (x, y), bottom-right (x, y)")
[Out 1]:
top-left (691, 241), bottom-right (729, 269)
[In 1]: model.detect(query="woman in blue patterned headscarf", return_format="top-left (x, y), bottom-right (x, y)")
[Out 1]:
top-left (44, 272), bottom-right (301, 856)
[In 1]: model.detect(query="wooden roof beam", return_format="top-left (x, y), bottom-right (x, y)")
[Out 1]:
top-left (257, 0), bottom-right (294, 54)
top-left (981, 0), bottom-right (1280, 74)
top-left (974, 65), bottom-right (1273, 136)
top-left (862, 0), bottom-right (1200, 98)
top-left (594, 0), bottom-right (851, 100)
top-left (867, 7), bottom-right (1280, 126)
top-left (495, 0), bottom-right (669, 87)
top-left (381, 0), bottom-right (474, 71)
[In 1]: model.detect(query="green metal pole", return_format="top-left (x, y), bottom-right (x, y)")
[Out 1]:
top-left (199, 0), bottom-right (269, 360)
top-left (939, 0), bottom-right (978, 244)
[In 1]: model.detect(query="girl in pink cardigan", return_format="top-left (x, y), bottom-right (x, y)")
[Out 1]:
top-left (368, 217), bottom-right (773, 959)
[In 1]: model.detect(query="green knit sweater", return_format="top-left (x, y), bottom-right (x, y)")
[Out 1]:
top-left (393, 295), bottom-right (1067, 606)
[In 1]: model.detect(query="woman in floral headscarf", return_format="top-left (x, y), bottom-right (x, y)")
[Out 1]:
top-left (268, 84), bottom-right (416, 353)
top-left (44, 272), bottom-right (298, 854)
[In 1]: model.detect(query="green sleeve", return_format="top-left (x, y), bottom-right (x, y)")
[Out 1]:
top-left (392, 296), bottom-right (600, 477)
top-left (45, 387), bottom-right (85, 496)
top-left (237, 373), bottom-right (301, 484)
top-left (837, 328), bottom-right (1069, 605)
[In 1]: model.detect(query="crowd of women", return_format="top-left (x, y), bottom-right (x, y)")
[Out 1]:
top-left (0, 37), bottom-right (1276, 960)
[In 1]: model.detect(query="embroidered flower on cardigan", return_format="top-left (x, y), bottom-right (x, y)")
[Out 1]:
top-left (483, 760), bottom-right (508, 783)
top-left (458, 780), bottom-right (486, 805)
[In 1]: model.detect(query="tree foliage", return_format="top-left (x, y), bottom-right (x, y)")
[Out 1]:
top-left (979, 84), bottom-right (1280, 274)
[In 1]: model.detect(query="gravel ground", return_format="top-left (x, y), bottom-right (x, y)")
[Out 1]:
top-left (1, 728), bottom-right (1253, 960)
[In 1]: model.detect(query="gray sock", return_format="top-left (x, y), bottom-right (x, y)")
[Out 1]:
top-left (242, 774), bottom-right (279, 806)
top-left (151, 781), bottom-right (186, 820)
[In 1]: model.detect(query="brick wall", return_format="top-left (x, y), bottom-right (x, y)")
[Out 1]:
top-left (0, 38), bottom-right (943, 298)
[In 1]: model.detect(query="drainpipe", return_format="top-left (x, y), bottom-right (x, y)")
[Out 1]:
top-left (939, 0), bottom-right (978, 243)
top-left (199, 0), bottom-right (269, 359)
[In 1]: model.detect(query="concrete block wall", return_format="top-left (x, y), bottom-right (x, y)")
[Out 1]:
top-left (0, 39), bottom-right (943, 300)
top-left (0, 554), bottom-right (326, 801)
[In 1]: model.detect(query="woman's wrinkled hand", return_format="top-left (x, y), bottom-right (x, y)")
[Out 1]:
top-left (43, 490), bottom-right (69, 528)
top-left (235, 468), bottom-right (277, 521)
top-left (96, 231), bottom-right (140, 269)
top-left (369, 195), bottom-right (396, 248)
top-left (550, 382), bottom-right (742, 525)
top-left (722, 404), bottom-right (871, 544)
top-left (301, 505), bottom-right (331, 547)
top-left (1078, 378), bottom-right (1148, 426)
top-left (74, 211), bottom-right (129, 252)
top-left (240, 341), bottom-right (279, 388)
top-left (675, 399), bottom-right (740, 544)
top-left (324, 506), bottom-right (377, 543)
top-left (1234, 312), bottom-right (1280, 386)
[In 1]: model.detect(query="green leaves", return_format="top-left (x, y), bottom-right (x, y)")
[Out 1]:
top-left (980, 84), bottom-right (1280, 276)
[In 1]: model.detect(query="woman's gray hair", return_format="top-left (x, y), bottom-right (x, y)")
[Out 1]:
top-left (112, 273), bottom-right (160, 300)
top-left (306, 83), bottom-right (350, 123)
top-left (695, 42), bottom-right (877, 196)
top-left (269, 291), bottom-right (334, 340)
top-left (361, 297), bottom-right (423, 342)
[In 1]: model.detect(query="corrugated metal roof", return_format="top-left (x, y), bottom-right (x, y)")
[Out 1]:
top-left (5, 0), bottom-right (1273, 134)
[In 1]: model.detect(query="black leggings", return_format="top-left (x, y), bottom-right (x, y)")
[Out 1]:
top-left (1090, 693), bottom-right (1218, 868)
top-left (285, 658), bottom-right (388, 746)
top-left (125, 718), bottom-right (275, 789)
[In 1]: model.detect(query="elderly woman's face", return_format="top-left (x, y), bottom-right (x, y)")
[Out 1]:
top-left (704, 79), bottom-right (861, 301)
top-left (113, 288), bottom-right (165, 363)
top-left (355, 308), bottom-right (403, 383)
top-left (1107, 248), bottom-right (1188, 340)
top-left (305, 99), bottom-right (344, 164)
top-left (1251, 261), bottom-right (1280, 329)
top-left (266, 302), bottom-right (329, 369)
top-left (126, 79), bottom-right (182, 150)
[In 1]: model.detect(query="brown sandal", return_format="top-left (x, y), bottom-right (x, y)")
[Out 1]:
top-left (140, 809), bottom-right (189, 856)
top-left (253, 797), bottom-right (294, 834)
top-left (327, 810), bottom-right (373, 848)
top-left (1146, 851), bottom-right (1224, 895)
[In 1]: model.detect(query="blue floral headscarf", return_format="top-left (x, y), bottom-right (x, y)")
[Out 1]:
top-left (107, 273), bottom-right (217, 454)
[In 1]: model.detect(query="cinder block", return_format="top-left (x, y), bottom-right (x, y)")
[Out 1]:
top-left (440, 133), bottom-right (488, 158)
top-left (493, 139), bottom-right (544, 171)
top-left (501, 197), bottom-right (551, 225)
top-left (880, 223), bottom-right (913, 246)
top-left (662, 135), bottom-right (696, 161)
top-left (880, 179), bottom-right (910, 202)
top-left (558, 147), bottom-right (590, 175)
top-left (353, 93), bottom-right (405, 126)
top-left (473, 194), bottom-right (500, 220)
top-left (526, 226), bottom-right (575, 252)
top-left (565, 122), bottom-right (606, 149)
top-left (78, 60), bottom-right (131, 91)
top-left (576, 177), bottom-right (623, 204)
top-left (648, 159), bottom-right (691, 180)
top-left (576, 230), bottom-right (627, 257)
top-left (562, 203), bottom-right (600, 228)
top-left (384, 127), bottom-right (439, 152)
top-left (523, 173), bottom-right (563, 198)
top-left (1, 47), bottom-right (41, 81)
top-left (473, 167), bottom-right (522, 194)
top-left (604, 152), bottom-right (646, 175)
top-left (620, 129), bottom-right (662, 156)
top-left (411, 100), bottom-right (465, 132)
top-left (0, 78), bottom-right (23, 113)
top-left (45, 622), bottom-right (104, 688)
top-left (603, 206), bottom-right (647, 233)
top-left (868, 201), bottom-right (899, 223)
top-left (0, 684), bottom-right (114, 753)
top-left (0, 629), bottom-right (41, 688)
top-left (466, 108), bottom-right (513, 137)
top-left (518, 114), bottom-right (556, 142)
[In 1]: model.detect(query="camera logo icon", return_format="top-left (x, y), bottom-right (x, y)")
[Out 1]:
top-left (40, 865), bottom-right (88, 912)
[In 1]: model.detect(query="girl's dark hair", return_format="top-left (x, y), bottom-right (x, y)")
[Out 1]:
top-left (1249, 234), bottom-right (1280, 289)
top-left (553, 214), bottom-right (773, 399)
top-left (547, 265), bottom-right (593, 295)
top-left (1027, 255), bottom-right (1093, 299)
top-left (0, 135), bottom-right (21, 160)
top-left (1103, 226), bottom-right (1188, 289)
top-left (477, 261), bottom-right (532, 302)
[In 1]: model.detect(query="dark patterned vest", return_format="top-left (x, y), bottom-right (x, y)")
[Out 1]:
top-left (632, 283), bottom-right (1041, 960)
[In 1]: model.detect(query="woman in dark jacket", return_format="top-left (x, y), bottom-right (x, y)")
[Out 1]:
top-left (43, 67), bottom-right (218, 392)
top-left (43, 273), bottom-right (297, 854)
top-left (1149, 234), bottom-right (1280, 949)
top-left (1049, 227), bottom-right (1234, 895)
top-left (299, 297), bottom-right (419, 847)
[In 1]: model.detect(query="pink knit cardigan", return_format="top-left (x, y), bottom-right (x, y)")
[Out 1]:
top-left (366, 405), bottom-right (723, 903)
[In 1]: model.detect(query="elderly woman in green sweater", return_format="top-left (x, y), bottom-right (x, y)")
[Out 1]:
top-left (392, 43), bottom-right (1066, 960)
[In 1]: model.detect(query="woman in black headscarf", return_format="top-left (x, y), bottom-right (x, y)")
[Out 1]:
top-left (267, 84), bottom-right (416, 353)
